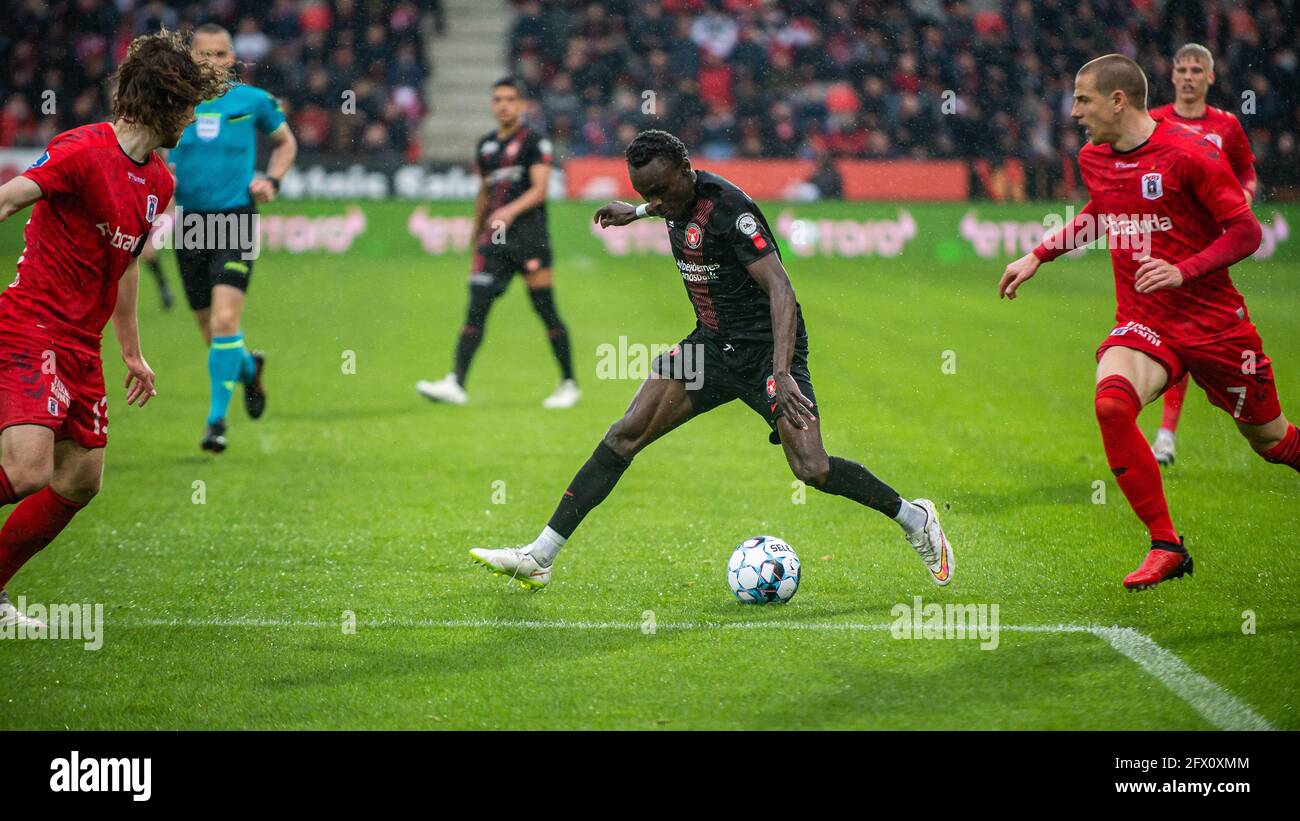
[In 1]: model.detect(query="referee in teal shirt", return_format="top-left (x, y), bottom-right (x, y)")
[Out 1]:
top-left (169, 23), bottom-right (297, 454)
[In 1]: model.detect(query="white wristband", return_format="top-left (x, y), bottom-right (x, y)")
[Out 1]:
top-left (634, 203), bottom-right (649, 219)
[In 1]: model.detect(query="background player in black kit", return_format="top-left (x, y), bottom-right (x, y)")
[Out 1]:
top-left (417, 78), bottom-right (579, 409)
top-left (471, 130), bottom-right (954, 589)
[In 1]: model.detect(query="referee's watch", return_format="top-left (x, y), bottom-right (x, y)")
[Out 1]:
top-left (267, 176), bottom-right (281, 193)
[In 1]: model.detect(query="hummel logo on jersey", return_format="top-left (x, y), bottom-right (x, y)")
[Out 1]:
top-left (127, 172), bottom-right (146, 185)
top-left (1142, 173), bottom-right (1164, 200)
top-left (1114, 161), bottom-right (1140, 169)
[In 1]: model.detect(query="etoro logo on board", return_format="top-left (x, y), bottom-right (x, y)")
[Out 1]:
top-left (50, 751), bottom-right (151, 801)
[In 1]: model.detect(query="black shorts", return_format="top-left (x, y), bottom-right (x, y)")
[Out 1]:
top-left (471, 234), bottom-right (553, 297)
top-left (175, 206), bottom-right (257, 311)
top-left (652, 329), bottom-right (817, 445)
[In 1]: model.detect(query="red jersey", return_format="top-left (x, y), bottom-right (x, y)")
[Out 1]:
top-left (1076, 119), bottom-right (1253, 345)
top-left (0, 123), bottom-right (174, 354)
top-left (1150, 103), bottom-right (1256, 192)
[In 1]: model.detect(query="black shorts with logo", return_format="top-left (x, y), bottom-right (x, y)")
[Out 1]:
top-left (175, 205), bottom-right (257, 311)
top-left (652, 327), bottom-right (817, 445)
top-left (471, 218), bottom-right (552, 297)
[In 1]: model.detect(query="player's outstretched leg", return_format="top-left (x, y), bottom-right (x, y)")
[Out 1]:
top-left (777, 415), bottom-right (953, 585)
top-left (1151, 374), bottom-right (1188, 467)
top-left (419, 282), bottom-right (498, 405)
top-left (470, 377), bottom-right (694, 589)
top-left (1094, 350), bottom-right (1190, 590)
top-left (524, 276), bottom-right (579, 409)
top-left (0, 432), bottom-right (96, 614)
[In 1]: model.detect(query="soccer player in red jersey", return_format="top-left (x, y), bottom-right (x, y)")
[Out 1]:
top-left (1147, 43), bottom-right (1259, 467)
top-left (998, 55), bottom-right (1297, 591)
top-left (0, 31), bottom-right (227, 627)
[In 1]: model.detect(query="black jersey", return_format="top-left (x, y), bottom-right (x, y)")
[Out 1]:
top-left (475, 126), bottom-right (552, 245)
top-left (665, 170), bottom-right (805, 343)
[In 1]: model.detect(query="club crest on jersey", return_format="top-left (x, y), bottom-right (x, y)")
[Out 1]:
top-left (685, 222), bottom-right (703, 249)
top-left (736, 213), bottom-right (758, 236)
top-left (145, 194), bottom-right (158, 222)
top-left (505, 140), bottom-right (521, 160)
top-left (1141, 173), bottom-right (1163, 200)
top-left (765, 375), bottom-right (777, 399)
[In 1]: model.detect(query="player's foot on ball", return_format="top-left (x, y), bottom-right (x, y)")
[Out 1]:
top-left (243, 350), bottom-right (267, 420)
top-left (0, 590), bottom-right (46, 630)
top-left (1151, 431), bottom-right (1176, 467)
top-left (417, 373), bottom-right (468, 405)
top-left (201, 420), bottom-right (228, 453)
top-left (542, 379), bottom-right (581, 409)
top-left (469, 547), bottom-right (551, 590)
top-left (906, 499), bottom-right (955, 586)
top-left (1123, 541), bottom-right (1193, 591)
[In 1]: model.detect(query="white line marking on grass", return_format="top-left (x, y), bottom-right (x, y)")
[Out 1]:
top-left (114, 617), bottom-right (1271, 730)
top-left (1089, 626), bottom-right (1275, 731)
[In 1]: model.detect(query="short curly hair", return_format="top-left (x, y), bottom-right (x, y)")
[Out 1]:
top-left (625, 129), bottom-right (689, 169)
top-left (112, 29), bottom-right (230, 140)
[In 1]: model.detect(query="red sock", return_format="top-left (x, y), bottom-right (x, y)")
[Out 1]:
top-left (1096, 375), bottom-right (1179, 544)
top-left (0, 467), bottom-right (17, 506)
top-left (0, 486), bottom-right (87, 592)
top-left (1262, 424), bottom-right (1300, 472)
top-left (1160, 374), bottom-right (1188, 434)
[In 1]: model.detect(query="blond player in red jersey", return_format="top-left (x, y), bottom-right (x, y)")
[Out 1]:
top-left (999, 55), bottom-right (1297, 591)
top-left (0, 31), bottom-right (227, 628)
top-left (1146, 43), bottom-right (1259, 467)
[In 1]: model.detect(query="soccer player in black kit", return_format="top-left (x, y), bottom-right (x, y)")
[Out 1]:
top-left (417, 78), bottom-right (579, 409)
top-left (472, 131), bottom-right (954, 590)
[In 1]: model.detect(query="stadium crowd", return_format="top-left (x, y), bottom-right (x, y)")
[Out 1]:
top-left (0, 0), bottom-right (434, 161)
top-left (508, 0), bottom-right (1300, 200)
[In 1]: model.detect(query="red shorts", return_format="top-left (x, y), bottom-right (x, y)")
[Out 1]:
top-left (1097, 320), bottom-right (1282, 425)
top-left (0, 333), bottom-right (108, 449)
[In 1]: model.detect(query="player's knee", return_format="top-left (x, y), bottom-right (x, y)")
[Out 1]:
top-left (602, 419), bottom-right (644, 459)
top-left (788, 452), bottom-right (830, 486)
top-left (3, 459), bottom-right (53, 499)
top-left (54, 474), bottom-right (101, 505)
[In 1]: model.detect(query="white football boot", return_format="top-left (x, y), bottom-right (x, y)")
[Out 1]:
top-left (905, 499), bottom-right (955, 586)
top-left (416, 373), bottom-right (468, 405)
top-left (0, 590), bottom-right (46, 630)
top-left (469, 547), bottom-right (552, 590)
top-left (542, 379), bottom-right (581, 409)
top-left (1151, 430), bottom-right (1176, 467)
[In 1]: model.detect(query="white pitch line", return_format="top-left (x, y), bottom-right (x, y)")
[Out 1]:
top-left (111, 617), bottom-right (1272, 730)
top-left (1089, 626), bottom-right (1276, 731)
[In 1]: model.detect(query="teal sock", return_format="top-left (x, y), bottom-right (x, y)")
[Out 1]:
top-left (207, 334), bottom-right (245, 425)
top-left (239, 347), bottom-right (256, 384)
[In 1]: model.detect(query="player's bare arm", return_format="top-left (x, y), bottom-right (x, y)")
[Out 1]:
top-left (747, 254), bottom-right (816, 430)
top-left (593, 200), bottom-right (640, 228)
top-left (111, 260), bottom-right (157, 407)
top-left (0, 176), bottom-right (43, 223)
top-left (249, 122), bottom-right (298, 204)
top-left (489, 162), bottom-right (549, 228)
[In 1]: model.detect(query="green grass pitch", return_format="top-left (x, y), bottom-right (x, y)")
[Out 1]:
top-left (0, 200), bottom-right (1296, 729)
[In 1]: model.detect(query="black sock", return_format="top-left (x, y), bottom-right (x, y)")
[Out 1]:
top-left (546, 441), bottom-right (632, 538)
top-left (453, 285), bottom-right (495, 386)
top-left (144, 257), bottom-right (165, 286)
top-left (818, 456), bottom-right (903, 518)
top-left (529, 287), bottom-right (574, 382)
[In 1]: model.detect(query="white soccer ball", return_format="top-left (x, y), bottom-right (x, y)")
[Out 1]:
top-left (727, 535), bottom-right (801, 604)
